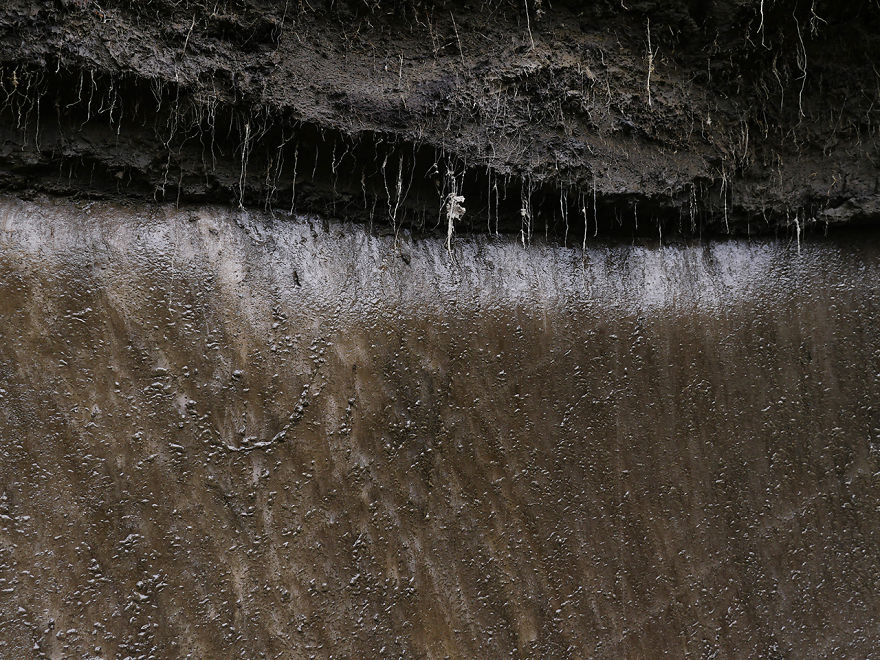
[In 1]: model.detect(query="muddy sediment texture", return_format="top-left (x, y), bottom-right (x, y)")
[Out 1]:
top-left (1, 1), bottom-right (880, 238)
top-left (1, 196), bottom-right (879, 656)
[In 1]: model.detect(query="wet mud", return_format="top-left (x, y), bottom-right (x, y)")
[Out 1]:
top-left (0, 196), bottom-right (879, 657)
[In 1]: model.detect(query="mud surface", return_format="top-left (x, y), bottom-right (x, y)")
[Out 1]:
top-left (1, 196), bottom-right (879, 657)
top-left (1, 1), bottom-right (880, 236)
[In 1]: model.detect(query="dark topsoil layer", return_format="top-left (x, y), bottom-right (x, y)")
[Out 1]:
top-left (1, 0), bottom-right (880, 239)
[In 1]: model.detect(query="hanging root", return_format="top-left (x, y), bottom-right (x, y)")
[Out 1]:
top-left (758, 0), bottom-right (766, 47)
top-left (523, 0), bottom-right (535, 51)
top-left (520, 177), bottom-right (533, 246)
top-left (238, 120), bottom-right (251, 208)
top-left (593, 176), bottom-right (598, 237)
top-left (289, 144), bottom-right (299, 214)
top-left (580, 189), bottom-right (588, 253)
top-left (645, 18), bottom-right (654, 108)
top-left (560, 188), bottom-right (569, 247)
top-left (794, 14), bottom-right (808, 119)
top-left (392, 152), bottom-right (404, 243)
top-left (445, 169), bottom-right (465, 252)
top-left (721, 166), bottom-right (729, 233)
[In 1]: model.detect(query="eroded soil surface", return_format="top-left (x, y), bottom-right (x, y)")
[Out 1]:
top-left (1, 1), bottom-right (880, 237)
top-left (1, 196), bottom-right (879, 657)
